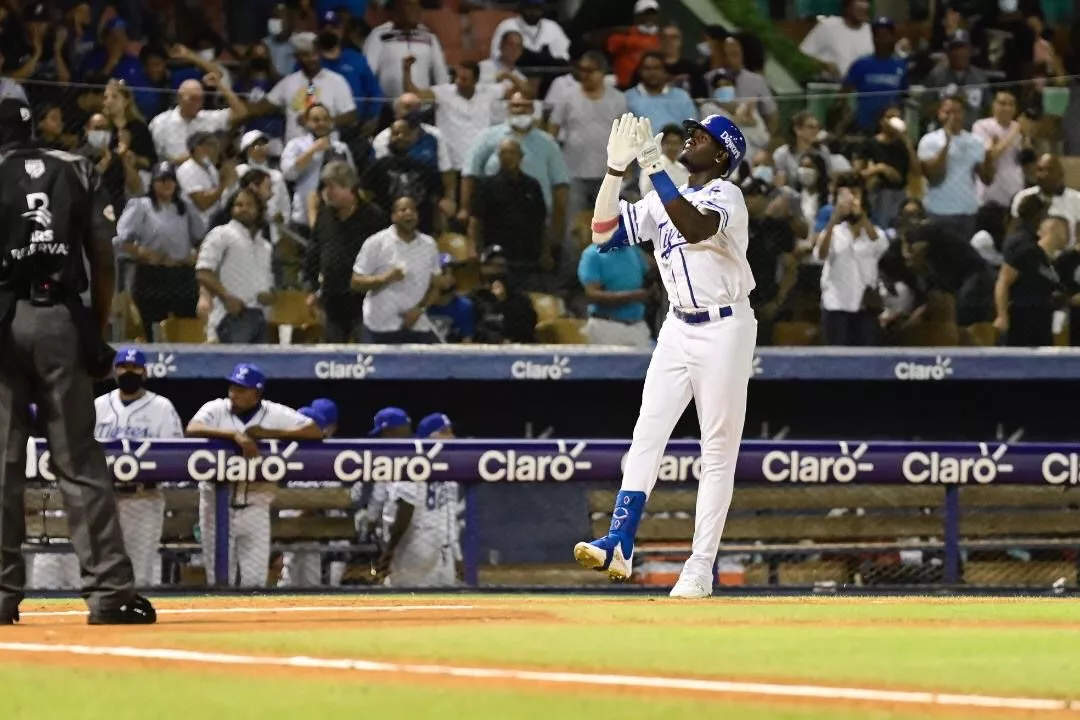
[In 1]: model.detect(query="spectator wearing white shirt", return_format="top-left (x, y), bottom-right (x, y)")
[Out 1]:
top-left (186, 364), bottom-right (322, 588)
top-left (195, 188), bottom-right (275, 343)
top-left (148, 75), bottom-right (246, 165)
top-left (490, 0), bottom-right (571, 64)
top-left (248, 32), bottom-right (356, 143)
top-left (407, 58), bottom-right (528, 169)
top-left (176, 132), bottom-right (235, 229)
top-left (363, 0), bottom-right (450, 99)
top-left (1010, 154), bottom-right (1080, 248)
top-left (372, 92), bottom-right (449, 170)
top-left (236, 130), bottom-right (291, 245)
top-left (280, 103), bottom-right (356, 230)
top-left (351, 197), bottom-right (442, 344)
top-left (798, 0), bottom-right (873, 79)
top-left (814, 175), bottom-right (888, 346)
top-left (480, 31), bottom-right (527, 124)
top-left (972, 90), bottom-right (1025, 209)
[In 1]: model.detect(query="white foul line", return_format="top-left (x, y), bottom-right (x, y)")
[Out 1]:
top-left (0, 641), bottom-right (1076, 713)
top-left (18, 605), bottom-right (475, 619)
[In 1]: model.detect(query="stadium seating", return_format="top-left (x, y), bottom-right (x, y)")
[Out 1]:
top-left (528, 292), bottom-right (566, 323)
top-left (159, 316), bottom-right (208, 344)
top-left (535, 317), bottom-right (587, 344)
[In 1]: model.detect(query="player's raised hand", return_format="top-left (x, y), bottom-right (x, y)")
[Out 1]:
top-left (606, 112), bottom-right (641, 172)
top-left (635, 117), bottom-right (664, 175)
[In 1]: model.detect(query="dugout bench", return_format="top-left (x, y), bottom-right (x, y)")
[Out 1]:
top-left (587, 486), bottom-right (1080, 588)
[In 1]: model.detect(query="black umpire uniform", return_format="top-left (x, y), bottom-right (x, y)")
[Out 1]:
top-left (0, 98), bottom-right (155, 625)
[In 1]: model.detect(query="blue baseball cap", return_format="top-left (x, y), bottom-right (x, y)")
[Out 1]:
top-left (368, 407), bottom-right (411, 437)
top-left (114, 347), bottom-right (146, 367)
top-left (298, 406), bottom-right (329, 430)
top-left (439, 253), bottom-right (454, 268)
top-left (104, 17), bottom-right (126, 33)
top-left (311, 398), bottom-right (338, 426)
top-left (417, 413), bottom-right (452, 438)
top-left (684, 114), bottom-right (747, 179)
top-left (226, 363), bottom-right (266, 390)
top-left (319, 10), bottom-right (341, 26)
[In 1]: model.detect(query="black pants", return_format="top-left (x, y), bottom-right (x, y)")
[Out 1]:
top-left (322, 293), bottom-right (365, 343)
top-left (360, 326), bottom-right (439, 344)
top-left (1006, 308), bottom-right (1053, 347)
top-left (0, 301), bottom-right (136, 615)
top-left (132, 264), bottom-right (198, 339)
top-left (822, 309), bottom-right (879, 346)
top-left (217, 309), bottom-right (269, 344)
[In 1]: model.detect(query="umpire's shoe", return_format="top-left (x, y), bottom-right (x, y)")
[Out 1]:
top-left (0, 608), bottom-right (19, 626)
top-left (88, 594), bottom-right (157, 625)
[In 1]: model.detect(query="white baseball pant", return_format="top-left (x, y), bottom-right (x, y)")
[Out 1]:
top-left (117, 492), bottom-right (165, 587)
top-left (386, 545), bottom-right (457, 588)
top-left (279, 549), bottom-right (322, 587)
top-left (620, 300), bottom-right (757, 579)
top-left (199, 484), bottom-right (272, 587)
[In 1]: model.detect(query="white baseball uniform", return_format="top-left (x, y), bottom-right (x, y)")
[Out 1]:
top-left (618, 178), bottom-right (758, 580)
top-left (189, 399), bottom-right (314, 587)
top-left (94, 390), bottom-right (184, 587)
top-left (382, 480), bottom-right (461, 588)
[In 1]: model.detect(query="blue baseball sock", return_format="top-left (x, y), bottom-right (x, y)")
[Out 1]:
top-left (606, 490), bottom-right (646, 556)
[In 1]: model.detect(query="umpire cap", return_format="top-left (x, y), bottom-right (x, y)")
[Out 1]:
top-left (683, 114), bottom-right (746, 179)
top-left (0, 97), bottom-right (34, 147)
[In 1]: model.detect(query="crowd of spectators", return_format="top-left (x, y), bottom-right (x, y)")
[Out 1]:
top-left (2, 0), bottom-right (1079, 348)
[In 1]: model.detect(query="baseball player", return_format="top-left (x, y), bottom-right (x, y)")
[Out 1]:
top-left (94, 348), bottom-right (184, 587)
top-left (186, 363), bottom-right (321, 587)
top-left (376, 412), bottom-right (462, 588)
top-left (351, 406), bottom-right (412, 546)
top-left (574, 113), bottom-right (756, 599)
top-left (277, 404), bottom-right (331, 588)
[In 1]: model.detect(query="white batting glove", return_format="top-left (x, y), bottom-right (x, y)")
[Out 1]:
top-left (636, 117), bottom-right (664, 175)
top-left (606, 112), bottom-right (642, 172)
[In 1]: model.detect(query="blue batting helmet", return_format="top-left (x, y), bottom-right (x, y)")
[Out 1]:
top-left (683, 114), bottom-right (746, 179)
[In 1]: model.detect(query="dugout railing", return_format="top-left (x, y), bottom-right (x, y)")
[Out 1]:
top-left (20, 439), bottom-right (1080, 593)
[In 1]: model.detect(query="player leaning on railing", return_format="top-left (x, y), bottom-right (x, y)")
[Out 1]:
top-left (575, 112), bottom-right (757, 599)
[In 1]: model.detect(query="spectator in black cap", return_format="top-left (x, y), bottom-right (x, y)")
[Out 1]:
top-left (4, 2), bottom-right (70, 107)
top-left (176, 131), bottom-right (237, 228)
top-left (924, 30), bottom-right (991, 129)
top-left (469, 246), bottom-right (537, 344)
top-left (115, 161), bottom-right (203, 340)
top-left (841, 18), bottom-right (908, 136)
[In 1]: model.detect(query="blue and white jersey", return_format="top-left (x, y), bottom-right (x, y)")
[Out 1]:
top-left (383, 480), bottom-right (461, 558)
top-left (621, 179), bottom-right (755, 309)
top-left (189, 398), bottom-right (312, 434)
top-left (94, 390), bottom-right (184, 441)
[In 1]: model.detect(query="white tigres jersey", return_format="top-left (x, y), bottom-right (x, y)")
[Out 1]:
top-left (94, 390), bottom-right (185, 440)
top-left (620, 178), bottom-right (755, 309)
top-left (189, 399), bottom-right (312, 433)
top-left (383, 481), bottom-right (460, 556)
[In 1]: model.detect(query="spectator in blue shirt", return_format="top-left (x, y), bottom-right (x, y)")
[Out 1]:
top-left (625, 51), bottom-right (698, 133)
top-left (577, 243), bottom-right (653, 347)
top-left (136, 45), bottom-right (174, 119)
top-left (428, 254), bottom-right (476, 343)
top-left (843, 17), bottom-right (908, 135)
top-left (236, 44), bottom-right (286, 157)
top-left (316, 10), bottom-right (382, 121)
top-left (78, 18), bottom-right (148, 94)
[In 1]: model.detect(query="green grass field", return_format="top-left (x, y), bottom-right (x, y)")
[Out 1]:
top-left (1, 595), bottom-right (1078, 719)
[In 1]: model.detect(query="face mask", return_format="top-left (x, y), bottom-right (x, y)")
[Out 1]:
top-left (637, 24), bottom-right (658, 35)
top-left (509, 115), bottom-right (533, 130)
top-left (318, 32), bottom-right (338, 51)
top-left (87, 129), bottom-right (111, 149)
top-left (796, 167), bottom-right (817, 187)
top-left (999, 0), bottom-right (1018, 12)
top-left (713, 86), bottom-right (736, 103)
top-left (116, 372), bottom-right (144, 395)
top-left (697, 41), bottom-right (711, 57)
top-left (752, 165), bottom-right (774, 184)
top-left (267, 18), bottom-right (283, 36)
top-left (197, 48), bottom-right (216, 62)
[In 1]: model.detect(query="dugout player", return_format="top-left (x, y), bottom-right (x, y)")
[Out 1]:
top-left (95, 348), bottom-right (185, 587)
top-left (376, 412), bottom-right (463, 588)
top-left (0, 97), bottom-right (155, 625)
top-left (186, 363), bottom-right (322, 587)
top-left (352, 407), bottom-right (413, 546)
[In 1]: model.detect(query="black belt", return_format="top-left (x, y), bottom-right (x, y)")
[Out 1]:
top-left (18, 281), bottom-right (73, 306)
top-left (673, 305), bottom-right (733, 325)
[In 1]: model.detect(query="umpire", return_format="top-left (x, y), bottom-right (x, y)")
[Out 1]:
top-left (0, 97), bottom-right (155, 625)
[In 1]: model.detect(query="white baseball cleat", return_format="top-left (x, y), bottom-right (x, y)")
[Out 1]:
top-left (669, 574), bottom-right (713, 599)
top-left (574, 540), bottom-right (634, 580)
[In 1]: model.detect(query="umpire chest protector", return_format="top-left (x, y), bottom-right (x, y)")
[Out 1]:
top-left (0, 147), bottom-right (107, 320)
